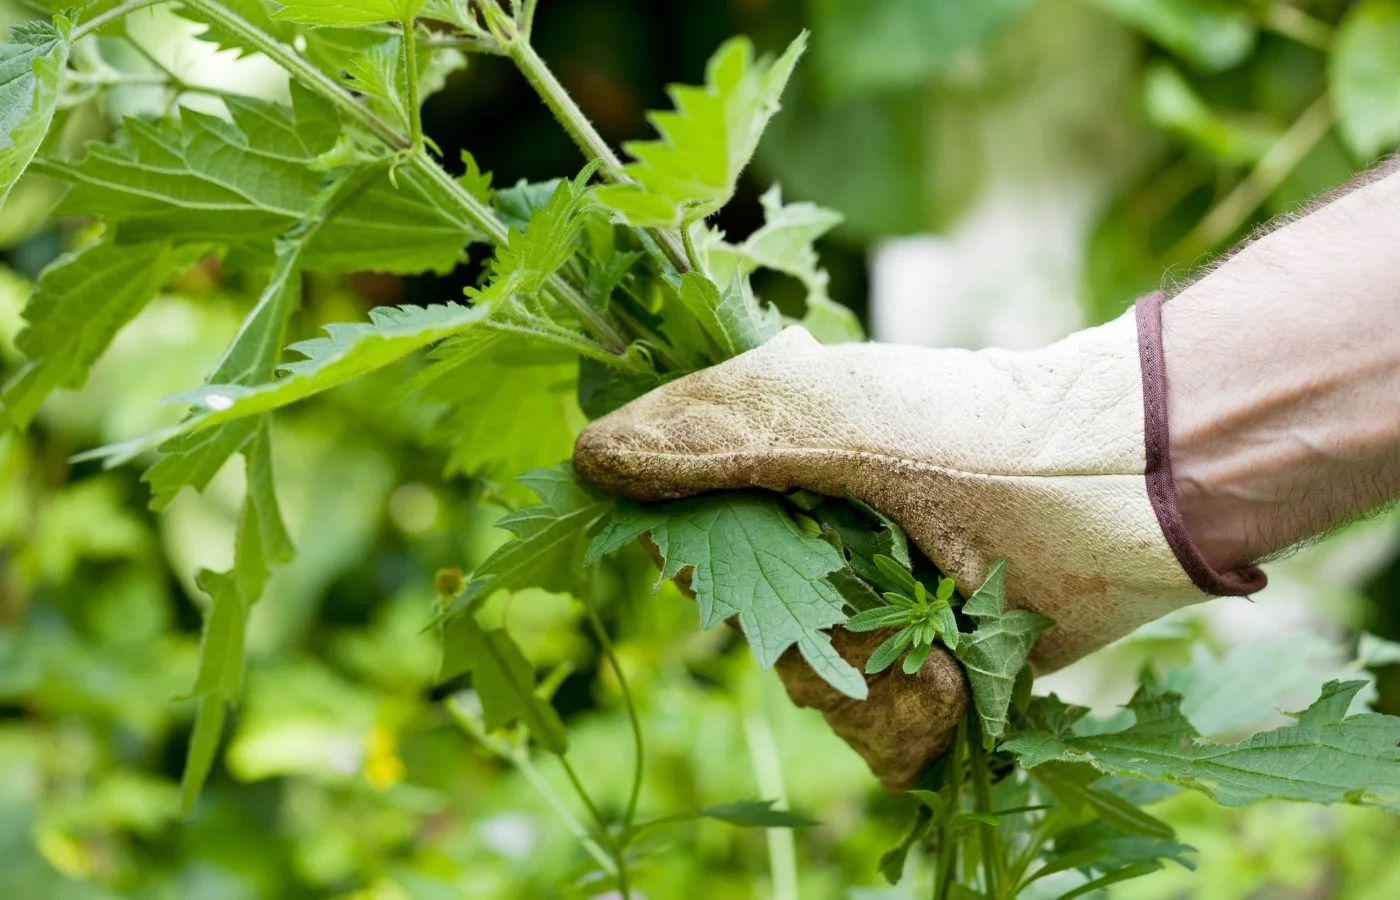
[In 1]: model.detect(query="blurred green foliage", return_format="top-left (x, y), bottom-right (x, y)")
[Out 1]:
top-left (3, 0), bottom-right (1400, 897)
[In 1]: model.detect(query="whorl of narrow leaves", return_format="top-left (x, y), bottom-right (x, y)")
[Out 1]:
top-left (1005, 679), bottom-right (1400, 811)
top-left (587, 491), bottom-right (866, 700)
top-left (595, 34), bottom-right (807, 228)
top-left (0, 17), bottom-right (69, 209)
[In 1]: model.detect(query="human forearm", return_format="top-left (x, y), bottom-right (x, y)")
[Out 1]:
top-left (1163, 162), bottom-right (1400, 572)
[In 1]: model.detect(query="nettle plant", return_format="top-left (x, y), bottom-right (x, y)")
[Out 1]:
top-left (4, 1), bottom-right (1400, 897)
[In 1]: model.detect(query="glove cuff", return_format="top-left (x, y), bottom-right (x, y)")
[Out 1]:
top-left (1135, 293), bottom-right (1266, 596)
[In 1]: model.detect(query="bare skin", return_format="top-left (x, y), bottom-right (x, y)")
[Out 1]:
top-left (1167, 158), bottom-right (1400, 570)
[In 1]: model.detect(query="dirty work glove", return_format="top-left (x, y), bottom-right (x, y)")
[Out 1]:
top-left (573, 296), bottom-right (1264, 790)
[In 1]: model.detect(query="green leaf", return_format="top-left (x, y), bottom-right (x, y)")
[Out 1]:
top-left (690, 800), bottom-right (817, 828)
top-left (587, 491), bottom-right (865, 699)
top-left (180, 426), bottom-right (293, 809)
top-left (952, 560), bottom-right (1052, 749)
top-left (273, 0), bottom-right (424, 26)
top-left (675, 271), bottom-right (781, 359)
top-left (1034, 763), bottom-right (1176, 840)
top-left (343, 34), bottom-right (466, 135)
top-left (454, 465), bottom-right (611, 614)
top-left (1361, 632), bottom-right (1400, 668)
top-left (178, 0), bottom-right (298, 58)
top-left (1331, 0), bottom-right (1400, 159)
top-left (45, 84), bottom-right (475, 274)
top-left (181, 695), bottom-right (227, 814)
top-left (417, 339), bottom-right (587, 503)
top-left (1087, 0), bottom-right (1255, 71)
top-left (808, 0), bottom-right (1027, 97)
top-left (438, 613), bottom-right (568, 754)
top-left (0, 18), bottom-right (69, 210)
top-left (1004, 680), bottom-right (1400, 810)
top-left (2, 237), bottom-right (195, 429)
top-left (142, 169), bottom-right (377, 509)
top-left (1045, 820), bottom-right (1196, 880)
top-left (901, 641), bottom-right (932, 676)
top-left (594, 34), bottom-right (806, 227)
top-left (845, 605), bottom-right (912, 632)
top-left (866, 627), bottom-right (914, 674)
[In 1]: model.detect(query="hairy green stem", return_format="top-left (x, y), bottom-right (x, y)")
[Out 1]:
top-left (71, 0), bottom-right (160, 40)
top-left (180, 0), bottom-right (405, 148)
top-left (178, 1), bottom-right (633, 355)
top-left (497, 19), bottom-right (691, 273)
top-left (580, 600), bottom-right (646, 834)
top-left (401, 19), bottom-right (424, 153)
top-left (680, 219), bottom-right (704, 274)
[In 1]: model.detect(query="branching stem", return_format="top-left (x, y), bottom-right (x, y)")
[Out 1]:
top-left (177, 0), bottom-right (633, 356)
top-left (71, 0), bottom-right (160, 40)
top-left (580, 600), bottom-right (646, 833)
top-left (488, 10), bottom-right (691, 273)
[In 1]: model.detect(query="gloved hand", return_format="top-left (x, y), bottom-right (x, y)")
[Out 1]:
top-left (573, 295), bottom-right (1264, 789)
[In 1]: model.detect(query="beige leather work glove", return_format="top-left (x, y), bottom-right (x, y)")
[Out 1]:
top-left (573, 296), bottom-right (1265, 790)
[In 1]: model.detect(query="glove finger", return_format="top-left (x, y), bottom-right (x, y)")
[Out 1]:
top-left (775, 629), bottom-right (966, 792)
top-left (573, 325), bottom-right (830, 501)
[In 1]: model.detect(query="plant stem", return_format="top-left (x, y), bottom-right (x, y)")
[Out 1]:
top-left (743, 686), bottom-right (799, 900)
top-left (680, 219), bottom-right (704, 274)
top-left (580, 600), bottom-right (645, 833)
top-left (180, 1), bottom-right (634, 355)
top-left (933, 718), bottom-right (967, 900)
top-left (967, 720), bottom-right (1002, 898)
top-left (71, 0), bottom-right (160, 40)
top-left (445, 698), bottom-right (616, 876)
top-left (402, 19), bottom-right (424, 153)
top-left (1173, 93), bottom-right (1333, 258)
top-left (499, 23), bottom-right (691, 273)
top-left (561, 753), bottom-right (634, 899)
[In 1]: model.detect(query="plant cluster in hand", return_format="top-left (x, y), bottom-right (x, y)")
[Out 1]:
top-left (2, 1), bottom-right (1398, 896)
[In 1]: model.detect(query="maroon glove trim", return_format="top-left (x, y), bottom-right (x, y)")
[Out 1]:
top-left (1136, 293), bottom-right (1266, 597)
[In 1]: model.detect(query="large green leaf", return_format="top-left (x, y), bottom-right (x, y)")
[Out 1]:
top-left (439, 614), bottom-right (568, 754)
top-left (1331, 0), bottom-right (1400, 160)
top-left (181, 425), bottom-right (293, 811)
top-left (952, 561), bottom-right (1052, 749)
top-left (807, 0), bottom-right (1027, 97)
top-left (0, 17), bottom-right (69, 209)
top-left (2, 237), bottom-right (196, 429)
top-left (1004, 680), bottom-right (1400, 810)
top-left (418, 339), bottom-right (586, 503)
top-left (595, 35), bottom-right (806, 228)
top-left (452, 465), bottom-right (611, 614)
top-left (45, 84), bottom-right (475, 273)
top-left (587, 491), bottom-right (865, 699)
top-left (708, 186), bottom-right (861, 344)
top-left (675, 271), bottom-right (781, 359)
top-left (273, 0), bottom-right (424, 26)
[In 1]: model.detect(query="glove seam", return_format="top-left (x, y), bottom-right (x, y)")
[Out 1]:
top-left (1135, 292), bottom-right (1266, 597)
